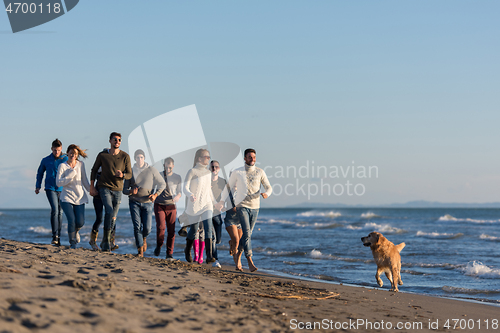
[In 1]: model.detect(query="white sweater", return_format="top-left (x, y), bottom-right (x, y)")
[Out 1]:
top-left (56, 161), bottom-right (91, 205)
top-left (221, 164), bottom-right (272, 209)
top-left (183, 163), bottom-right (216, 216)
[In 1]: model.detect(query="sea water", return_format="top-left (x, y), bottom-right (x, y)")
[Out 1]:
top-left (1, 208), bottom-right (499, 304)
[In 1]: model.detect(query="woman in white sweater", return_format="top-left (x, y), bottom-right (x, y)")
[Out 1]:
top-left (183, 148), bottom-right (216, 263)
top-left (56, 144), bottom-right (91, 249)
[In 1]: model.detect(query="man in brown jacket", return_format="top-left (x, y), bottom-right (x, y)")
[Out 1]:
top-left (90, 132), bottom-right (132, 251)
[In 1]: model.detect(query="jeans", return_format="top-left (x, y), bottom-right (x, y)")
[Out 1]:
top-left (99, 187), bottom-right (121, 231)
top-left (61, 202), bottom-right (85, 245)
top-left (92, 193), bottom-right (103, 231)
top-left (187, 210), bottom-right (213, 241)
top-left (211, 227), bottom-right (218, 260)
top-left (129, 200), bottom-right (153, 249)
top-left (45, 190), bottom-right (63, 238)
top-left (237, 207), bottom-right (259, 258)
top-left (212, 214), bottom-right (223, 245)
top-left (154, 203), bottom-right (176, 256)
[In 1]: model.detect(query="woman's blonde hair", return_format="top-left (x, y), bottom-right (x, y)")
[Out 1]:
top-left (193, 148), bottom-right (209, 167)
top-left (66, 144), bottom-right (87, 159)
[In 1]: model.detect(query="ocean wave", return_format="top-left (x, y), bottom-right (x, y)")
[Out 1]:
top-left (265, 219), bottom-right (295, 225)
top-left (262, 250), bottom-right (308, 257)
top-left (442, 286), bottom-right (500, 295)
top-left (115, 238), bottom-right (135, 246)
top-left (361, 212), bottom-right (380, 219)
top-left (416, 231), bottom-right (464, 239)
top-left (28, 226), bottom-right (51, 234)
top-left (310, 249), bottom-right (328, 259)
top-left (480, 234), bottom-right (500, 241)
top-left (345, 225), bottom-right (363, 230)
top-left (463, 261), bottom-right (500, 279)
top-left (438, 214), bottom-right (500, 223)
top-left (309, 250), bottom-right (372, 264)
top-left (282, 261), bottom-right (314, 266)
top-left (438, 214), bottom-right (458, 221)
top-left (404, 262), bottom-right (463, 269)
top-left (362, 222), bottom-right (404, 234)
top-left (311, 222), bottom-right (342, 229)
top-left (297, 211), bottom-right (341, 218)
top-left (294, 221), bottom-right (342, 229)
top-left (401, 269), bottom-right (430, 276)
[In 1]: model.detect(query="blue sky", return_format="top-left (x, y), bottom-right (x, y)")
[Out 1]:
top-left (1, 1), bottom-right (500, 208)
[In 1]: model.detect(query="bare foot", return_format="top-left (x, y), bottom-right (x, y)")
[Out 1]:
top-left (143, 238), bottom-right (147, 252)
top-left (233, 250), bottom-right (243, 271)
top-left (247, 256), bottom-right (258, 272)
top-left (137, 247), bottom-right (144, 258)
top-left (229, 240), bottom-right (234, 256)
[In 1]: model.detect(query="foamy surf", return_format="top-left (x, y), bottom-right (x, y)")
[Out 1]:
top-left (438, 214), bottom-right (500, 223)
top-left (363, 222), bottom-right (404, 234)
top-left (28, 226), bottom-right (51, 234)
top-left (463, 261), bottom-right (500, 279)
top-left (442, 286), bottom-right (500, 295)
top-left (416, 231), bottom-right (464, 239)
top-left (361, 212), bottom-right (380, 219)
top-left (438, 214), bottom-right (458, 221)
top-left (297, 211), bottom-right (341, 218)
top-left (480, 234), bottom-right (500, 241)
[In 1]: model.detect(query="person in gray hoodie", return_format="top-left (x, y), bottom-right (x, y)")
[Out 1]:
top-left (123, 149), bottom-right (166, 257)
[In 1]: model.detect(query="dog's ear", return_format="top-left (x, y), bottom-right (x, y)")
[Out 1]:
top-left (372, 232), bottom-right (380, 244)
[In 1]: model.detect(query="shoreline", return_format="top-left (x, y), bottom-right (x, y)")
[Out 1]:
top-left (1, 238), bottom-right (499, 332)
top-left (260, 269), bottom-right (500, 307)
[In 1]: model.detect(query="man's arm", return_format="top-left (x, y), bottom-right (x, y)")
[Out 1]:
top-left (260, 169), bottom-right (272, 199)
top-left (149, 167), bottom-right (166, 201)
top-left (122, 154), bottom-right (133, 180)
top-left (173, 175), bottom-right (182, 203)
top-left (89, 154), bottom-right (102, 196)
top-left (122, 175), bottom-right (135, 196)
top-left (217, 172), bottom-right (236, 210)
top-left (35, 158), bottom-right (46, 194)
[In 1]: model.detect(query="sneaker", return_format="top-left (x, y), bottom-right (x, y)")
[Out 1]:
top-left (166, 254), bottom-right (175, 261)
top-left (154, 245), bottom-right (161, 257)
top-left (70, 243), bottom-right (77, 249)
top-left (212, 260), bottom-right (222, 268)
top-left (51, 236), bottom-right (58, 245)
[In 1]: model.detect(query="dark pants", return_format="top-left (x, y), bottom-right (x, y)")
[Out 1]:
top-left (212, 214), bottom-right (223, 245)
top-left (45, 190), bottom-right (63, 238)
top-left (154, 203), bottom-right (177, 256)
top-left (99, 187), bottom-right (121, 231)
top-left (92, 193), bottom-right (103, 231)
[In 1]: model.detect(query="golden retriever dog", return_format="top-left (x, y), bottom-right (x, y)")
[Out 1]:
top-left (361, 232), bottom-right (405, 292)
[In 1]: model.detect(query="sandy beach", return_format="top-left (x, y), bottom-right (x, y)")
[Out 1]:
top-left (0, 238), bottom-right (498, 333)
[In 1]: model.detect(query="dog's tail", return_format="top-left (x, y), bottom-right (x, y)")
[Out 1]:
top-left (396, 242), bottom-right (405, 253)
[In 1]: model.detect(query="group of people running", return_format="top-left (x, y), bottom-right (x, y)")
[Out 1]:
top-left (35, 132), bottom-right (272, 271)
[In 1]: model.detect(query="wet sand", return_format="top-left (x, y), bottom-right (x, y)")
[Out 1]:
top-left (0, 238), bottom-right (498, 332)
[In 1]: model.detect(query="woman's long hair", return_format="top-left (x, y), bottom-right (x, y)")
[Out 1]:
top-left (67, 144), bottom-right (87, 159)
top-left (192, 148), bottom-right (209, 167)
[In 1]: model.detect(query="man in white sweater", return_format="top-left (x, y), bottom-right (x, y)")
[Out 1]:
top-left (217, 148), bottom-right (272, 272)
